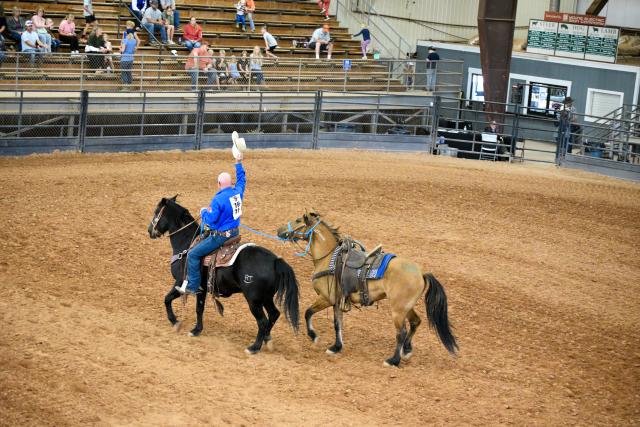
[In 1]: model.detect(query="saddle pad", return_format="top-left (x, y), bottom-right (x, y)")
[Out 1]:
top-left (357, 254), bottom-right (396, 280)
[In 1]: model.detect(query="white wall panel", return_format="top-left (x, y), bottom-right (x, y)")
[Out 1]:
top-left (577, 0), bottom-right (640, 28)
top-left (336, 0), bottom-right (578, 55)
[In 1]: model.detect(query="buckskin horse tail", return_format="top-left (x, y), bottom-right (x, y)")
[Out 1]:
top-left (274, 257), bottom-right (300, 333)
top-left (424, 273), bottom-right (458, 355)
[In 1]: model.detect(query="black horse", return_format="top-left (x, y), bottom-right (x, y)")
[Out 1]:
top-left (147, 196), bottom-right (299, 354)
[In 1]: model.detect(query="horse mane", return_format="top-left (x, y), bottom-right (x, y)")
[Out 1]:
top-left (315, 213), bottom-right (341, 241)
top-left (167, 198), bottom-right (197, 226)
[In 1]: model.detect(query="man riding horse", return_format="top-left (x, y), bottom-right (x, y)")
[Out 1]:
top-left (176, 152), bottom-right (246, 295)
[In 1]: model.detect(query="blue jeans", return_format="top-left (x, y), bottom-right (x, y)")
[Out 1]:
top-left (186, 232), bottom-right (237, 292)
top-left (236, 14), bottom-right (246, 26)
top-left (246, 12), bottom-right (255, 31)
top-left (189, 68), bottom-right (217, 90)
top-left (37, 32), bottom-right (52, 53)
top-left (22, 48), bottom-right (40, 66)
top-left (426, 68), bottom-right (437, 91)
top-left (185, 40), bottom-right (201, 51)
top-left (172, 9), bottom-right (180, 30)
top-left (121, 60), bottom-right (133, 84)
top-left (129, 8), bottom-right (142, 22)
top-left (143, 22), bottom-right (167, 43)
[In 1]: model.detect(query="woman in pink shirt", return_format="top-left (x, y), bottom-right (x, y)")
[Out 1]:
top-left (32, 7), bottom-right (53, 53)
top-left (58, 14), bottom-right (80, 55)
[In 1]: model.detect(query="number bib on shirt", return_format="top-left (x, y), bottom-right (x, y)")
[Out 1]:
top-left (229, 194), bottom-right (242, 220)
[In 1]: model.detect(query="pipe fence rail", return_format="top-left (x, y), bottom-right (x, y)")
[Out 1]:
top-left (1, 89), bottom-right (638, 179)
top-left (0, 52), bottom-right (463, 94)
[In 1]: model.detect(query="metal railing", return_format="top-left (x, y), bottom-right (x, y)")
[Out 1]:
top-left (0, 52), bottom-right (463, 93)
top-left (0, 89), bottom-right (438, 154)
top-left (334, 0), bottom-right (414, 60)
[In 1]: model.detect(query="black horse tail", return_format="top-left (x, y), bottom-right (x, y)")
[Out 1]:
top-left (274, 257), bottom-right (300, 333)
top-left (424, 273), bottom-right (458, 355)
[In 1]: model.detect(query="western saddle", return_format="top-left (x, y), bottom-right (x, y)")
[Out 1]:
top-left (313, 237), bottom-right (388, 311)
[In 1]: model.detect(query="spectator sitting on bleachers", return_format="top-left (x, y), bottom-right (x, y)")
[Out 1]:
top-left (58, 14), bottom-right (80, 55)
top-left (0, 4), bottom-right (6, 50)
top-left (185, 41), bottom-right (217, 91)
top-left (21, 20), bottom-right (47, 66)
top-left (160, 0), bottom-right (179, 31)
top-left (309, 23), bottom-right (333, 60)
top-left (6, 7), bottom-right (26, 51)
top-left (249, 45), bottom-right (264, 86)
top-left (261, 26), bottom-right (278, 59)
top-left (44, 18), bottom-right (61, 52)
top-left (162, 6), bottom-right (175, 44)
top-left (183, 17), bottom-right (202, 51)
top-left (85, 28), bottom-right (108, 72)
top-left (124, 20), bottom-right (141, 47)
top-left (103, 32), bottom-right (114, 72)
top-left (228, 56), bottom-right (241, 86)
top-left (130, 0), bottom-right (146, 22)
top-left (0, 33), bottom-right (5, 65)
top-left (83, 0), bottom-right (97, 26)
top-left (142, 0), bottom-right (167, 45)
top-left (32, 8), bottom-right (53, 54)
top-left (245, 0), bottom-right (256, 33)
top-left (216, 49), bottom-right (229, 87)
top-left (238, 49), bottom-right (249, 87)
top-left (235, 0), bottom-right (247, 32)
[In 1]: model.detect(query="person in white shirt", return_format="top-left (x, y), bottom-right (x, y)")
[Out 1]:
top-left (261, 26), bottom-right (277, 59)
top-left (142, 0), bottom-right (167, 44)
top-left (309, 23), bottom-right (333, 60)
top-left (21, 20), bottom-right (47, 65)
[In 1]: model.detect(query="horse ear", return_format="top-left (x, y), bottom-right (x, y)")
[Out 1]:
top-left (170, 194), bottom-right (178, 201)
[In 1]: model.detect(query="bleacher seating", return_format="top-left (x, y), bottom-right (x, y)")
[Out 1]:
top-left (0, 0), bottom-right (407, 91)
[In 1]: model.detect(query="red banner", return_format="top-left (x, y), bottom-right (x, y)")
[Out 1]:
top-left (544, 11), bottom-right (606, 26)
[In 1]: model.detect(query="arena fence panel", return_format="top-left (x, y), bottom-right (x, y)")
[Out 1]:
top-left (0, 52), bottom-right (463, 95)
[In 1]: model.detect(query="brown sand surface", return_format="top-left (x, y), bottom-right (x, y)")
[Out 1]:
top-left (0, 149), bottom-right (639, 426)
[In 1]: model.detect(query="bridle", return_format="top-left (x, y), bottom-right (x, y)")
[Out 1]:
top-left (283, 218), bottom-right (335, 261)
top-left (150, 205), bottom-right (199, 238)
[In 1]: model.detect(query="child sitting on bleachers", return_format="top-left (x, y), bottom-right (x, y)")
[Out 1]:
top-left (103, 32), bottom-right (115, 72)
top-left (235, 0), bottom-right (247, 32)
top-left (228, 56), bottom-right (241, 86)
top-left (249, 45), bottom-right (264, 86)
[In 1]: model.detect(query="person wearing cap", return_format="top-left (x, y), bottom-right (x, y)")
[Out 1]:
top-left (142, 0), bottom-right (167, 44)
top-left (426, 46), bottom-right (439, 91)
top-left (21, 20), bottom-right (47, 65)
top-left (176, 150), bottom-right (246, 295)
top-left (558, 96), bottom-right (581, 153)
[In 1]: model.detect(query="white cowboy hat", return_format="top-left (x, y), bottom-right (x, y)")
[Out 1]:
top-left (231, 131), bottom-right (247, 159)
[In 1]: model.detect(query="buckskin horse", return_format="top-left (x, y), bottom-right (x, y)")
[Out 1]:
top-left (148, 196), bottom-right (299, 354)
top-left (277, 211), bottom-right (457, 367)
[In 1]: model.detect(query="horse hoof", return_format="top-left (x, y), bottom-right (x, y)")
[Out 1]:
top-left (402, 352), bottom-right (413, 361)
top-left (245, 348), bottom-right (259, 355)
top-left (189, 330), bottom-right (201, 337)
top-left (383, 360), bottom-right (399, 368)
top-left (173, 321), bottom-right (183, 333)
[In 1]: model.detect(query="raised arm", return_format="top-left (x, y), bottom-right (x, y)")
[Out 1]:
top-left (234, 160), bottom-right (246, 197)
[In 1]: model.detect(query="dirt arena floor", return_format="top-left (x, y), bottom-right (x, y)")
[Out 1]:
top-left (1, 149), bottom-right (639, 426)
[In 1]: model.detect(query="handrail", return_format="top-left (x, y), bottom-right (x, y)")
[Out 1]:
top-left (117, 0), bottom-right (165, 54)
top-left (334, 0), bottom-right (413, 60)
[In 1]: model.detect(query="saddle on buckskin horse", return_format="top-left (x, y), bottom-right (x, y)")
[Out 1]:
top-left (313, 237), bottom-right (395, 311)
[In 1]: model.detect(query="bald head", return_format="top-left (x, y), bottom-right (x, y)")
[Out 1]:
top-left (218, 172), bottom-right (232, 189)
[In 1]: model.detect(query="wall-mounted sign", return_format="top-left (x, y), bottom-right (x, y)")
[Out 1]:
top-left (527, 20), bottom-right (558, 55)
top-left (555, 23), bottom-right (588, 59)
top-left (585, 26), bottom-right (619, 63)
top-left (544, 11), bottom-right (606, 26)
top-left (526, 19), bottom-right (619, 63)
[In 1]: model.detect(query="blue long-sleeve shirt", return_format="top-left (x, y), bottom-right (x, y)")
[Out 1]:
top-left (201, 163), bottom-right (246, 231)
top-left (353, 28), bottom-right (371, 41)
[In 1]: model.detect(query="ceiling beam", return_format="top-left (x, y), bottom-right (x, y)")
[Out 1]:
top-left (586, 0), bottom-right (609, 15)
